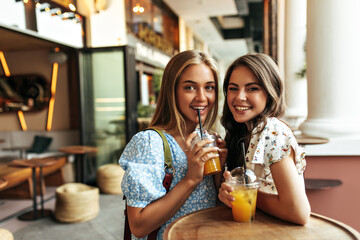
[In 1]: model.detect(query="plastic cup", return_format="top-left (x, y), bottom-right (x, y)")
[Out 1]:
top-left (192, 133), bottom-right (222, 176)
top-left (228, 181), bottom-right (259, 222)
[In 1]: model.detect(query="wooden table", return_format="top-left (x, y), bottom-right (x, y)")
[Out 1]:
top-left (164, 206), bottom-right (360, 240)
top-left (295, 134), bottom-right (329, 145)
top-left (59, 145), bottom-right (97, 183)
top-left (10, 158), bottom-right (59, 220)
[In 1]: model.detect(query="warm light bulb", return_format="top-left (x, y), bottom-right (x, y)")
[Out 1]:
top-left (68, 3), bottom-right (76, 11)
top-left (23, 0), bottom-right (28, 3)
top-left (133, 3), bottom-right (144, 13)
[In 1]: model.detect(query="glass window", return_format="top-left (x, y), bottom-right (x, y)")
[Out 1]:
top-left (125, 0), bottom-right (179, 55)
top-left (79, 48), bottom-right (127, 177)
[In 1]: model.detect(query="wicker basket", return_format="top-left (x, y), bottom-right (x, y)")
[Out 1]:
top-left (96, 164), bottom-right (124, 194)
top-left (0, 228), bottom-right (14, 240)
top-left (54, 183), bottom-right (99, 223)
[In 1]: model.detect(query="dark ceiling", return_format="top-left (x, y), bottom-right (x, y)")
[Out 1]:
top-left (210, 0), bottom-right (263, 41)
top-left (0, 26), bottom-right (70, 52)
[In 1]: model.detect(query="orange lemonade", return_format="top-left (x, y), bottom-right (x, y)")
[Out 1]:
top-left (204, 154), bottom-right (221, 176)
top-left (230, 184), bottom-right (259, 222)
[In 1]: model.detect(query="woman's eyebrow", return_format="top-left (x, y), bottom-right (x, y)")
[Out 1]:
top-left (182, 80), bottom-right (215, 84)
top-left (228, 82), bottom-right (261, 87)
top-left (182, 80), bottom-right (196, 84)
top-left (245, 82), bottom-right (262, 87)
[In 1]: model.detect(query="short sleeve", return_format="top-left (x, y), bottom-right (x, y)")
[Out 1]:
top-left (250, 118), bottom-right (306, 172)
top-left (119, 131), bottom-right (167, 208)
top-left (247, 118), bottom-right (307, 194)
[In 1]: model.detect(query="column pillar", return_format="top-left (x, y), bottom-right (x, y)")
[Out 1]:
top-left (299, 0), bottom-right (360, 138)
top-left (283, 0), bottom-right (307, 129)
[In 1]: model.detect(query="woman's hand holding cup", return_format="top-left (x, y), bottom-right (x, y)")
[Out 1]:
top-left (184, 132), bottom-right (218, 184)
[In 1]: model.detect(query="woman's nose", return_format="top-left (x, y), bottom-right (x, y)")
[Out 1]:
top-left (238, 90), bottom-right (246, 101)
top-left (196, 88), bottom-right (207, 101)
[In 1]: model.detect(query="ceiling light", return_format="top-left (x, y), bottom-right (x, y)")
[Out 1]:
top-left (133, 3), bottom-right (144, 13)
top-left (68, 3), bottom-right (76, 11)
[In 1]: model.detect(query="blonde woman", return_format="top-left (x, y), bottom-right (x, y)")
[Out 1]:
top-left (119, 50), bottom-right (227, 239)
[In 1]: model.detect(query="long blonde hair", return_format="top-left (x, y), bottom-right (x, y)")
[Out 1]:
top-left (150, 50), bottom-right (219, 139)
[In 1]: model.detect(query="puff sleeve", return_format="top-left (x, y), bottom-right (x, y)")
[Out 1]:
top-left (119, 131), bottom-right (167, 208)
top-left (246, 118), bottom-right (306, 194)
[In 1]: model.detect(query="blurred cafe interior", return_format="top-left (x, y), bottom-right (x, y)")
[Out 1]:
top-left (0, 0), bottom-right (360, 238)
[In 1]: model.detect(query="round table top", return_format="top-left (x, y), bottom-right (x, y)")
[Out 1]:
top-left (9, 158), bottom-right (59, 168)
top-left (0, 177), bottom-right (8, 189)
top-left (59, 145), bottom-right (98, 154)
top-left (295, 134), bottom-right (329, 145)
top-left (163, 206), bottom-right (360, 240)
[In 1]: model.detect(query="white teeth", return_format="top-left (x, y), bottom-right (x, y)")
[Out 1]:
top-left (193, 106), bottom-right (205, 110)
top-left (235, 106), bottom-right (250, 111)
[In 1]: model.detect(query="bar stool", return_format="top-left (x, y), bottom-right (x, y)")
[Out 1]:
top-left (9, 158), bottom-right (58, 221)
top-left (59, 145), bottom-right (97, 183)
top-left (0, 177), bottom-right (8, 190)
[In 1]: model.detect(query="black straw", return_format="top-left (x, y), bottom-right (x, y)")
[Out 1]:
top-left (240, 142), bottom-right (249, 184)
top-left (197, 109), bottom-right (203, 139)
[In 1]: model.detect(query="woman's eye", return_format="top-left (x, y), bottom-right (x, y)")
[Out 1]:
top-left (228, 87), bottom-right (238, 91)
top-left (248, 87), bottom-right (260, 91)
top-left (184, 85), bottom-right (195, 90)
top-left (206, 85), bottom-right (215, 91)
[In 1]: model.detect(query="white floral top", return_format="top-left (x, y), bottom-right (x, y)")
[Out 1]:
top-left (246, 117), bottom-right (306, 194)
top-left (119, 130), bottom-right (216, 240)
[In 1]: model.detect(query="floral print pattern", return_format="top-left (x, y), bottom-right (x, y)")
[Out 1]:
top-left (246, 117), bottom-right (306, 194)
top-left (119, 130), bottom-right (216, 240)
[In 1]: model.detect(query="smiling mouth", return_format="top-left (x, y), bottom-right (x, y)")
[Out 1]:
top-left (235, 106), bottom-right (251, 111)
top-left (192, 106), bottom-right (206, 111)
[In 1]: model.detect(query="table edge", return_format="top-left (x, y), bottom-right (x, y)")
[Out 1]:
top-left (310, 212), bottom-right (360, 239)
top-left (163, 206), bottom-right (360, 240)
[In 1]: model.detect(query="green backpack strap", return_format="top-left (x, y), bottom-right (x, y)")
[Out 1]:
top-left (146, 127), bottom-right (173, 169)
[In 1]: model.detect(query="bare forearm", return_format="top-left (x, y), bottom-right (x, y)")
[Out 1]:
top-left (258, 150), bottom-right (311, 225)
top-left (129, 177), bottom-right (197, 238)
top-left (256, 190), bottom-right (310, 225)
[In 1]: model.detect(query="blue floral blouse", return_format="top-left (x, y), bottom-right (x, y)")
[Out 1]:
top-left (119, 130), bottom-right (217, 240)
top-left (246, 117), bottom-right (306, 194)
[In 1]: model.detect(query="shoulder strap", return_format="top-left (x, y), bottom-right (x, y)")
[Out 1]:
top-left (123, 127), bottom-right (173, 240)
top-left (146, 127), bottom-right (173, 169)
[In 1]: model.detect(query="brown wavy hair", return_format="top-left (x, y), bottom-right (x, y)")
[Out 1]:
top-left (221, 53), bottom-right (285, 170)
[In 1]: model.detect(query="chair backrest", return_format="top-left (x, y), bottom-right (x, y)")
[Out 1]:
top-left (27, 135), bottom-right (53, 154)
